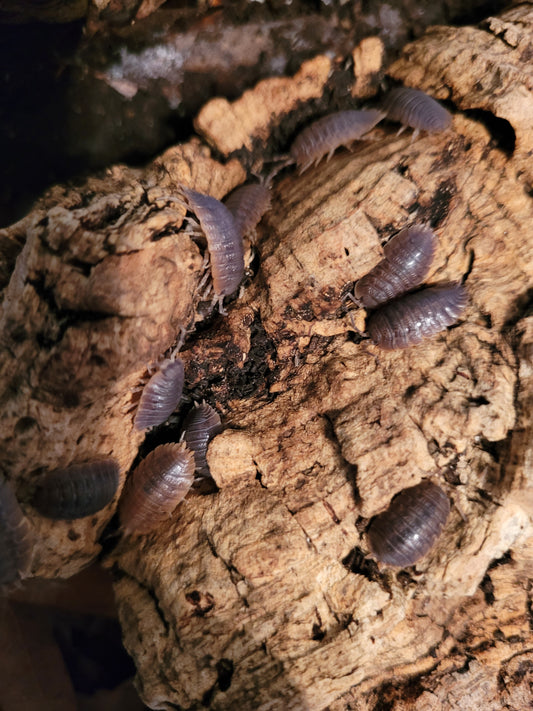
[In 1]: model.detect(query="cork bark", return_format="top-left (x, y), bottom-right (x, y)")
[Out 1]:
top-left (1, 4), bottom-right (532, 710)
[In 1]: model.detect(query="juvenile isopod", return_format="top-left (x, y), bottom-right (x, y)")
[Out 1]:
top-left (0, 475), bottom-right (33, 586)
top-left (32, 459), bottom-right (120, 520)
top-left (384, 87), bottom-right (452, 135)
top-left (224, 181), bottom-right (272, 239)
top-left (354, 224), bottom-right (438, 308)
top-left (119, 443), bottom-right (195, 535)
top-left (134, 357), bottom-right (185, 430)
top-left (183, 402), bottom-right (223, 478)
top-left (180, 186), bottom-right (244, 311)
top-left (367, 480), bottom-right (450, 567)
top-left (290, 109), bottom-right (385, 173)
top-left (366, 282), bottom-right (467, 350)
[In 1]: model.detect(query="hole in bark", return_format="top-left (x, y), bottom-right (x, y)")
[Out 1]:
top-left (216, 658), bottom-right (234, 691)
top-left (342, 546), bottom-right (380, 581)
top-left (311, 623), bottom-right (325, 641)
top-left (463, 109), bottom-right (515, 155)
top-left (14, 416), bottom-right (38, 435)
top-left (480, 573), bottom-right (495, 605)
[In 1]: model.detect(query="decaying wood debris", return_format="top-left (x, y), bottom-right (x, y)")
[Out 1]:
top-left (0, 3), bottom-right (532, 709)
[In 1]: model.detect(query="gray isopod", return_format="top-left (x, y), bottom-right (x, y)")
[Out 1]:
top-left (224, 181), bottom-right (272, 238)
top-left (0, 475), bottom-right (33, 586)
top-left (32, 459), bottom-right (120, 520)
top-left (290, 109), bottom-right (385, 173)
top-left (181, 186), bottom-right (244, 309)
top-left (134, 357), bottom-right (185, 430)
top-left (354, 224), bottom-right (438, 308)
top-left (367, 480), bottom-right (450, 567)
top-left (384, 87), bottom-right (452, 134)
top-left (119, 443), bottom-right (195, 535)
top-left (183, 402), bottom-right (223, 478)
top-left (366, 282), bottom-right (467, 349)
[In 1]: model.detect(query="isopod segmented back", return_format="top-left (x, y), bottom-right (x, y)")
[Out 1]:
top-left (384, 87), bottom-right (451, 133)
top-left (367, 480), bottom-right (450, 567)
top-left (183, 402), bottom-right (223, 478)
top-left (366, 282), bottom-right (467, 349)
top-left (0, 475), bottom-right (33, 586)
top-left (354, 224), bottom-right (438, 308)
top-left (32, 459), bottom-right (120, 520)
top-left (119, 443), bottom-right (195, 535)
top-left (134, 358), bottom-right (185, 431)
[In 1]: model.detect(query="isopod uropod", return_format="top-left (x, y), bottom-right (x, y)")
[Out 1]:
top-left (134, 357), bottom-right (185, 431)
top-left (384, 87), bottom-right (452, 135)
top-left (367, 480), bottom-right (451, 567)
top-left (183, 402), bottom-right (223, 478)
top-left (366, 282), bottom-right (468, 350)
top-left (0, 475), bottom-right (33, 586)
top-left (224, 181), bottom-right (272, 239)
top-left (180, 186), bottom-right (244, 311)
top-left (290, 109), bottom-right (385, 173)
top-left (354, 224), bottom-right (438, 308)
top-left (32, 459), bottom-right (120, 520)
top-left (119, 442), bottom-right (195, 535)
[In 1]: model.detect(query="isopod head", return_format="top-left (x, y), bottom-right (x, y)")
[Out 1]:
top-left (119, 442), bottom-right (195, 535)
top-left (367, 480), bottom-right (450, 567)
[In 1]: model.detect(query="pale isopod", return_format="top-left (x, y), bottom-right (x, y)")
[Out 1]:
top-left (0, 475), bottom-right (33, 586)
top-left (134, 357), bottom-right (185, 430)
top-left (183, 402), bottom-right (223, 478)
top-left (367, 480), bottom-right (450, 567)
top-left (290, 109), bottom-right (385, 173)
top-left (354, 224), bottom-right (437, 307)
top-left (119, 443), bottom-right (195, 535)
top-left (384, 87), bottom-right (452, 134)
top-left (224, 181), bottom-right (272, 238)
top-left (181, 186), bottom-right (244, 309)
top-left (366, 282), bottom-right (467, 349)
top-left (32, 459), bottom-right (120, 520)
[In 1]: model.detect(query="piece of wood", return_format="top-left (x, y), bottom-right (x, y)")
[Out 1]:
top-left (0, 5), bottom-right (532, 710)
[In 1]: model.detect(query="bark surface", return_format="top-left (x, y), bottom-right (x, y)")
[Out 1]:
top-left (1, 4), bottom-right (532, 710)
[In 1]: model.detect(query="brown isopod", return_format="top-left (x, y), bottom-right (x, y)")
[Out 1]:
top-left (366, 282), bottom-right (468, 350)
top-left (224, 180), bottom-right (272, 239)
top-left (180, 186), bottom-right (244, 312)
top-left (32, 459), bottom-right (120, 520)
top-left (290, 109), bottom-right (385, 173)
top-left (384, 87), bottom-right (452, 136)
top-left (0, 475), bottom-right (34, 586)
top-left (183, 402), bottom-right (223, 478)
top-left (367, 480), bottom-right (451, 567)
top-left (119, 443), bottom-right (195, 535)
top-left (354, 224), bottom-right (438, 308)
top-left (134, 357), bottom-right (185, 431)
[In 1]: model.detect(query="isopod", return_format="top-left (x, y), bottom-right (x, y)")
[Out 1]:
top-left (224, 181), bottom-right (272, 239)
top-left (0, 475), bottom-right (33, 586)
top-left (367, 480), bottom-right (450, 567)
top-left (32, 459), bottom-right (120, 520)
top-left (183, 402), bottom-right (223, 478)
top-left (366, 282), bottom-right (467, 350)
top-left (354, 224), bottom-right (438, 308)
top-left (290, 109), bottom-right (385, 173)
top-left (119, 443), bottom-right (195, 535)
top-left (180, 186), bottom-right (244, 310)
top-left (134, 357), bottom-right (185, 430)
top-left (384, 87), bottom-right (452, 134)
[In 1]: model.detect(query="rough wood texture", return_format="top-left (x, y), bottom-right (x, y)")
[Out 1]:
top-left (1, 5), bottom-right (532, 711)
